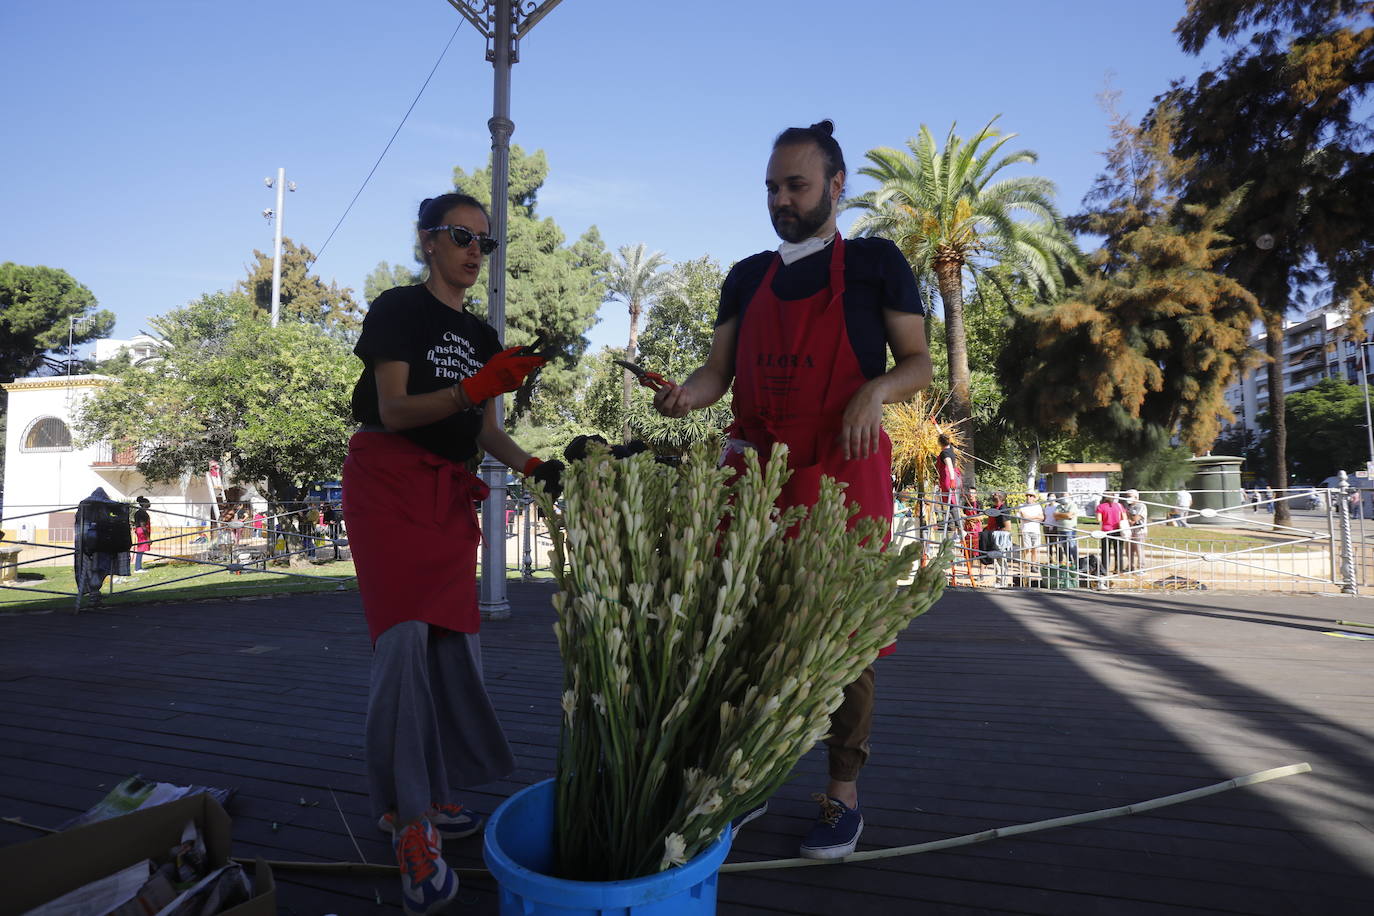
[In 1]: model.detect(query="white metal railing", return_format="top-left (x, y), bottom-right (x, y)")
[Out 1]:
top-left (898, 482), bottom-right (1370, 595)
top-left (0, 502), bottom-right (353, 610)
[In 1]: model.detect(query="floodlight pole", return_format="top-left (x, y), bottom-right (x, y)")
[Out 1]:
top-left (447, 0), bottom-right (563, 619)
top-left (1360, 340), bottom-right (1374, 479)
top-left (270, 168), bottom-right (285, 326)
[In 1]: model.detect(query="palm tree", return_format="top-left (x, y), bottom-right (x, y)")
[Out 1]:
top-left (607, 243), bottom-right (671, 436)
top-left (847, 117), bottom-right (1078, 484)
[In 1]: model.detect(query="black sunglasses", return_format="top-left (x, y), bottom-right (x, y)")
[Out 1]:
top-left (431, 224), bottom-right (499, 254)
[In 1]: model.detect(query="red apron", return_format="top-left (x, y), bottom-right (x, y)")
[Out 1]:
top-left (342, 431), bottom-right (489, 643)
top-left (726, 235), bottom-right (897, 657)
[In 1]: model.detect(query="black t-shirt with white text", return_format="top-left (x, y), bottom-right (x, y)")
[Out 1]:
top-left (350, 284), bottom-right (501, 463)
top-left (716, 236), bottom-right (927, 379)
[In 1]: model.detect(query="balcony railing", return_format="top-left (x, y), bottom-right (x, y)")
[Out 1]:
top-left (90, 443), bottom-right (139, 467)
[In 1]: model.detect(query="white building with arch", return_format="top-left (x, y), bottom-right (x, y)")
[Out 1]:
top-left (1, 374), bottom-right (223, 563)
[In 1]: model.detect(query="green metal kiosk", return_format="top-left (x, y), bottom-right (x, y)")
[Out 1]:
top-left (1185, 455), bottom-right (1246, 525)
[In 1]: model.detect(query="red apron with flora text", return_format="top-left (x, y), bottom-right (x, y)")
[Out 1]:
top-left (342, 431), bottom-right (489, 643)
top-left (725, 235), bottom-right (896, 656)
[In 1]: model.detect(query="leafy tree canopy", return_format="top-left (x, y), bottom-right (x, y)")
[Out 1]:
top-left (0, 262), bottom-right (114, 381)
top-left (364, 261), bottom-right (423, 305)
top-left (626, 256), bottom-right (732, 451)
top-left (1001, 101), bottom-right (1260, 456)
top-left (1260, 377), bottom-right (1373, 483)
top-left (239, 238), bottom-right (364, 342)
top-left (452, 146), bottom-right (610, 424)
top-left (72, 292), bottom-right (355, 504)
top-left (548, 256), bottom-right (732, 457)
top-left (1167, 0), bottom-right (1374, 519)
top-left (846, 117), bottom-right (1081, 484)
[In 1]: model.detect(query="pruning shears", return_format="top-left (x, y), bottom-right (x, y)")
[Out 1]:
top-left (517, 332), bottom-right (552, 359)
top-left (614, 359), bottom-right (675, 392)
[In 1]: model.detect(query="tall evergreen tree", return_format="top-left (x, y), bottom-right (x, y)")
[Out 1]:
top-left (452, 146), bottom-right (610, 426)
top-left (239, 238), bottom-right (363, 342)
top-left (846, 117), bottom-right (1079, 484)
top-left (1001, 101), bottom-right (1261, 456)
top-left (363, 261), bottom-right (422, 305)
top-left (1166, 0), bottom-right (1374, 520)
top-left (0, 263), bottom-right (113, 381)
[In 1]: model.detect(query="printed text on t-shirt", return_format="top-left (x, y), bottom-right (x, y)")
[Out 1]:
top-left (427, 332), bottom-right (484, 381)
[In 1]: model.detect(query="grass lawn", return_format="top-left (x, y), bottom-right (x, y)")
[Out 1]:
top-left (0, 559), bottom-right (560, 614)
top-left (0, 558), bottom-right (359, 613)
top-left (1077, 520), bottom-right (1321, 552)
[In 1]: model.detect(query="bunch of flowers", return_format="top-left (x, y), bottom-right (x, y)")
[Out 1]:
top-left (534, 442), bottom-right (949, 881)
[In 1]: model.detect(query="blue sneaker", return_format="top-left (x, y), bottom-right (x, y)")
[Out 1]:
top-left (799, 794), bottom-right (863, 859)
top-left (394, 819), bottom-right (459, 916)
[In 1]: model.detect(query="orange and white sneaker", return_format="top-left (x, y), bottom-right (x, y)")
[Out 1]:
top-left (394, 819), bottom-right (459, 916)
top-left (379, 803), bottom-right (483, 841)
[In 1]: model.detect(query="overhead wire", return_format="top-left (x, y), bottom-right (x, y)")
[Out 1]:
top-left (310, 20), bottom-right (464, 267)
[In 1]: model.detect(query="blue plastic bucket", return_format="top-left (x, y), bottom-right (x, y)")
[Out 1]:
top-left (483, 779), bottom-right (733, 915)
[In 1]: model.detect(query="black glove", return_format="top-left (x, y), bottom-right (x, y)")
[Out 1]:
top-left (529, 459), bottom-right (565, 499)
top-left (564, 434), bottom-right (609, 463)
top-left (610, 440), bottom-right (650, 460)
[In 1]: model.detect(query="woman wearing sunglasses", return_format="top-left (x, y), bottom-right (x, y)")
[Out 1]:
top-left (343, 192), bottom-right (562, 916)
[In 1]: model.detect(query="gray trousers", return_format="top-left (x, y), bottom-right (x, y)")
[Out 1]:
top-left (367, 621), bottom-right (515, 823)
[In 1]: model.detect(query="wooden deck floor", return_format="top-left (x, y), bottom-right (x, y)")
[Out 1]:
top-left (2, 582), bottom-right (1372, 914)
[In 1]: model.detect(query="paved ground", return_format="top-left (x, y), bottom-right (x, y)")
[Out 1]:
top-left (1, 583), bottom-right (1372, 914)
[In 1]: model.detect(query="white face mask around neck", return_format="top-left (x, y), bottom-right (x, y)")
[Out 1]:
top-left (777, 232), bottom-right (835, 266)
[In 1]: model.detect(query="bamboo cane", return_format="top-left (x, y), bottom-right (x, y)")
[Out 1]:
top-left (719, 762), bottom-right (1313, 872)
top-left (3, 762), bottom-right (1312, 881)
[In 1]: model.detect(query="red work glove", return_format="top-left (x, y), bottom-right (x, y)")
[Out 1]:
top-left (461, 346), bottom-right (547, 404)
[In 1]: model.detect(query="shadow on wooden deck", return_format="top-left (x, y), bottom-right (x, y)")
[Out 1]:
top-left (1, 582), bottom-right (1372, 914)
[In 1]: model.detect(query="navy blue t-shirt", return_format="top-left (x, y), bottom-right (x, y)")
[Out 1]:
top-left (716, 236), bottom-right (927, 379)
top-left (350, 284), bottom-right (501, 463)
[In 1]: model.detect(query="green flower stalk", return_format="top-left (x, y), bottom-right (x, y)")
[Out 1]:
top-left (533, 441), bottom-right (949, 881)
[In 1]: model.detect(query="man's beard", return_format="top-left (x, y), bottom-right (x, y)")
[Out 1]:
top-left (771, 192), bottom-right (832, 243)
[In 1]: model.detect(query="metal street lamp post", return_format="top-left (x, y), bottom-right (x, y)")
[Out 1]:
top-left (262, 169), bottom-right (297, 327)
top-left (445, 0), bottom-right (564, 619)
top-left (1359, 340), bottom-right (1374, 481)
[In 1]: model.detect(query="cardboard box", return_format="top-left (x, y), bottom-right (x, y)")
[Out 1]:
top-left (0, 793), bottom-right (274, 915)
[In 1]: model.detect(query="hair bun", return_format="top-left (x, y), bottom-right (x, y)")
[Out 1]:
top-left (418, 197), bottom-right (434, 219)
top-left (809, 119), bottom-right (835, 136)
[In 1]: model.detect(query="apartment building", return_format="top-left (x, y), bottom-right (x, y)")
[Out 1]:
top-left (1221, 308), bottom-right (1372, 441)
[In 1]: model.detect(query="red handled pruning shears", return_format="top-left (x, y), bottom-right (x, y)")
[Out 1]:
top-left (613, 359), bottom-right (675, 392)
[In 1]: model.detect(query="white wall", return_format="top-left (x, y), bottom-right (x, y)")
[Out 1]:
top-left (1, 375), bottom-right (219, 536)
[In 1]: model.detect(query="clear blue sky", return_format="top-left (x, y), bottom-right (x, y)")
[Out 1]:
top-left (1, 0), bottom-right (1217, 357)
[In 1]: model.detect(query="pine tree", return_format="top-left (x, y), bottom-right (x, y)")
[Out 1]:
top-left (1001, 101), bottom-right (1260, 456)
top-left (239, 239), bottom-right (363, 342)
top-left (452, 146), bottom-right (610, 425)
top-left (1167, 0), bottom-right (1374, 520)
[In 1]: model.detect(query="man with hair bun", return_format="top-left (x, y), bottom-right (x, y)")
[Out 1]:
top-left (655, 119), bottom-right (932, 859)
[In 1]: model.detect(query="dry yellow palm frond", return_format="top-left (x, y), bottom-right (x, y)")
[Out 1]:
top-left (885, 392), bottom-right (965, 486)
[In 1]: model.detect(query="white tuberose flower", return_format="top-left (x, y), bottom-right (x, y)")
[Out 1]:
top-left (660, 833), bottom-right (687, 871)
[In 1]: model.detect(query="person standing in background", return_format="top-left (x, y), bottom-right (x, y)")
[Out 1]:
top-left (131, 496), bottom-right (152, 573)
